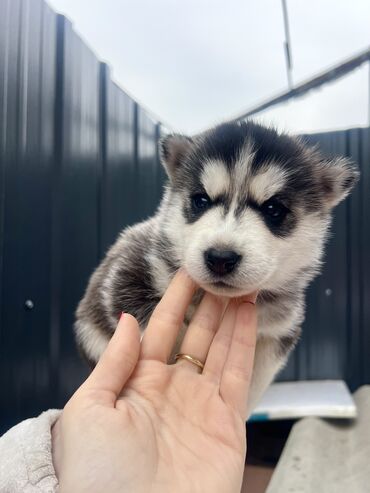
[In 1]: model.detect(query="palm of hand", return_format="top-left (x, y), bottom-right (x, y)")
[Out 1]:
top-left (61, 359), bottom-right (246, 493)
top-left (56, 272), bottom-right (257, 493)
top-left (114, 359), bottom-right (246, 493)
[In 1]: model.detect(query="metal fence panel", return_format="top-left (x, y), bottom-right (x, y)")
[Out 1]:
top-left (0, 0), bottom-right (23, 432)
top-left (305, 132), bottom-right (348, 381)
top-left (346, 129), bottom-right (363, 388)
top-left (136, 107), bottom-right (159, 221)
top-left (100, 66), bottom-right (136, 256)
top-left (278, 129), bottom-right (369, 391)
top-left (52, 15), bottom-right (101, 407)
top-left (0, 0), bottom-right (21, 320)
top-left (0, 0), bottom-right (57, 431)
top-left (360, 128), bottom-right (370, 385)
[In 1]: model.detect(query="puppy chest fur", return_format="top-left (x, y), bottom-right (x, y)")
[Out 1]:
top-left (75, 121), bottom-right (358, 413)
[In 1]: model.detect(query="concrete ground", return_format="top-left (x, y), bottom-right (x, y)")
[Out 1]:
top-left (267, 386), bottom-right (370, 492)
top-left (241, 386), bottom-right (370, 492)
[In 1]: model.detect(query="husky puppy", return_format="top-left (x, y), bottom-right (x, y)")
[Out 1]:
top-left (75, 121), bottom-right (358, 413)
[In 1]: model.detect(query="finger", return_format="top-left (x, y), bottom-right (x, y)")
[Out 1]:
top-left (175, 293), bottom-right (226, 372)
top-left (81, 313), bottom-right (140, 402)
top-left (202, 301), bottom-right (238, 382)
top-left (219, 300), bottom-right (257, 419)
top-left (140, 269), bottom-right (197, 362)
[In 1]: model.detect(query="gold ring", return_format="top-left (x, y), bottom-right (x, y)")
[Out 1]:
top-left (174, 353), bottom-right (204, 371)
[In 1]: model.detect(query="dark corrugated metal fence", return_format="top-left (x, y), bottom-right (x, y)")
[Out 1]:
top-left (0, 0), bottom-right (369, 434)
top-left (279, 129), bottom-right (370, 387)
top-left (0, 0), bottom-right (162, 433)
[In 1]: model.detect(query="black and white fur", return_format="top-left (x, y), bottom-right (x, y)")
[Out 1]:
top-left (75, 121), bottom-right (358, 414)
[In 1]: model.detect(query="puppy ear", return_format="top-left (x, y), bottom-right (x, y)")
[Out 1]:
top-left (319, 156), bottom-right (359, 208)
top-left (159, 134), bottom-right (193, 180)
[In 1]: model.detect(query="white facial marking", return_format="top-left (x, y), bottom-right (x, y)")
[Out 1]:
top-left (266, 213), bottom-right (329, 290)
top-left (249, 166), bottom-right (288, 204)
top-left (233, 143), bottom-right (254, 192)
top-left (201, 160), bottom-right (230, 199)
top-left (183, 204), bottom-right (276, 296)
top-left (159, 152), bottom-right (329, 311)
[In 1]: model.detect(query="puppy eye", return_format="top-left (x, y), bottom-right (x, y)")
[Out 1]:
top-left (261, 199), bottom-right (288, 222)
top-left (191, 193), bottom-right (211, 210)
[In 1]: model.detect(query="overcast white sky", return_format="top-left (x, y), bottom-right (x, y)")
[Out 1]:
top-left (47, 0), bottom-right (370, 134)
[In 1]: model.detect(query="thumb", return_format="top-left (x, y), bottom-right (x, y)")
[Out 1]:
top-left (82, 313), bottom-right (141, 400)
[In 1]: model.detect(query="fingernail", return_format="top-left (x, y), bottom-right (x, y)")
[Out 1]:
top-left (120, 312), bottom-right (125, 321)
top-left (250, 291), bottom-right (258, 304)
top-left (239, 291), bottom-right (258, 305)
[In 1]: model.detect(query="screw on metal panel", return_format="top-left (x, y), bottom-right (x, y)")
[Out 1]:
top-left (325, 289), bottom-right (332, 297)
top-left (25, 299), bottom-right (34, 310)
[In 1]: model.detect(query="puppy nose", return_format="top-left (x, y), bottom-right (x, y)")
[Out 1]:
top-left (204, 248), bottom-right (241, 276)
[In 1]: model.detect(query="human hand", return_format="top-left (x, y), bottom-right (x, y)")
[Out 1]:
top-left (52, 269), bottom-right (257, 493)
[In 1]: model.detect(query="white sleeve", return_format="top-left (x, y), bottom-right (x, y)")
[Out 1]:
top-left (0, 409), bottom-right (62, 493)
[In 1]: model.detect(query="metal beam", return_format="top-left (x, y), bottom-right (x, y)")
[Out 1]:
top-left (281, 0), bottom-right (293, 89)
top-left (232, 46), bottom-right (370, 121)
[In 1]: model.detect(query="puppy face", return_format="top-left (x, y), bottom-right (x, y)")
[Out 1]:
top-left (159, 122), bottom-right (358, 297)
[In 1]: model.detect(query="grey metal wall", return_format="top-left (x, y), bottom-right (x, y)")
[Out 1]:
top-left (0, 0), bottom-right (369, 434)
top-left (1, 0), bottom-right (59, 432)
top-left (0, 0), bottom-right (162, 433)
top-left (278, 128), bottom-right (370, 389)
